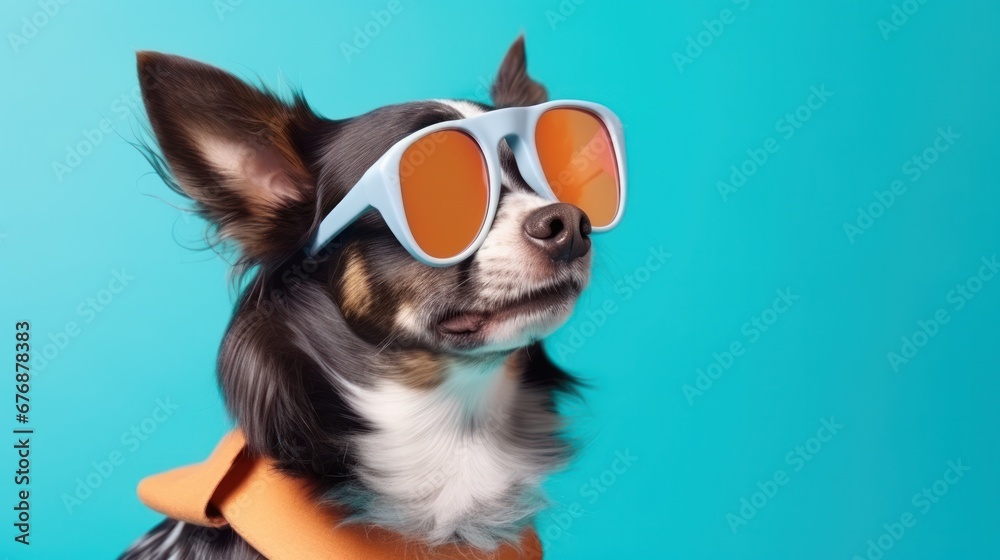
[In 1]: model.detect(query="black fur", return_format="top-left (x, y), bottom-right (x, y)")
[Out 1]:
top-left (120, 519), bottom-right (263, 560)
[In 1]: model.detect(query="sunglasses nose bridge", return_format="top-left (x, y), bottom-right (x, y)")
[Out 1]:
top-left (497, 133), bottom-right (521, 160)
top-left (500, 131), bottom-right (533, 157)
top-left (497, 131), bottom-right (560, 204)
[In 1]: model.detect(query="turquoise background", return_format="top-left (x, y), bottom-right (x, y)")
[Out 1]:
top-left (2, 0), bottom-right (999, 558)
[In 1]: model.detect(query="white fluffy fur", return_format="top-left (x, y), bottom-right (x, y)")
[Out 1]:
top-left (343, 359), bottom-right (551, 547)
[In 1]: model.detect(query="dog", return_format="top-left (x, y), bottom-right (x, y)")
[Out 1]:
top-left (120, 37), bottom-right (602, 559)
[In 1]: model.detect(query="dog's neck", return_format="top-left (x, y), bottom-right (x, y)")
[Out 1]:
top-left (220, 282), bottom-right (577, 550)
top-left (334, 351), bottom-right (568, 549)
top-left (348, 354), bottom-right (551, 542)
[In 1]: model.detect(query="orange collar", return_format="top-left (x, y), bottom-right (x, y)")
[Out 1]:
top-left (137, 430), bottom-right (542, 560)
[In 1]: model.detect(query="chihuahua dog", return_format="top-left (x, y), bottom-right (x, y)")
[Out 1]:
top-left (121, 37), bottom-right (598, 559)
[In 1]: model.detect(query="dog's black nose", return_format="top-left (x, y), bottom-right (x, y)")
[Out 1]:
top-left (523, 203), bottom-right (592, 263)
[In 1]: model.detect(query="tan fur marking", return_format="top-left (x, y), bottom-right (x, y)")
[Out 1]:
top-left (340, 249), bottom-right (372, 319)
top-left (393, 350), bottom-right (445, 389)
top-left (503, 351), bottom-right (526, 380)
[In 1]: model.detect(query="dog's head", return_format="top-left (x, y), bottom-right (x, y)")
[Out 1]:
top-left (138, 37), bottom-right (592, 359)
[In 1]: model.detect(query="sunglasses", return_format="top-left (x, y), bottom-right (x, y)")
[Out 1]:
top-left (308, 100), bottom-right (627, 265)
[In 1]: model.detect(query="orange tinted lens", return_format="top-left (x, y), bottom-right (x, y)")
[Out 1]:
top-left (399, 130), bottom-right (489, 259)
top-left (535, 108), bottom-right (620, 227)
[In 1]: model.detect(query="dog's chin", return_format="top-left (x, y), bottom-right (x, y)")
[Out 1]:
top-left (433, 281), bottom-right (583, 355)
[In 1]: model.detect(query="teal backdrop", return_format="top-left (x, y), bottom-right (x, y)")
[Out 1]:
top-left (2, 0), bottom-right (999, 558)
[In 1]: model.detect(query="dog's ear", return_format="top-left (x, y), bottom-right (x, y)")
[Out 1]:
top-left (137, 51), bottom-right (316, 263)
top-left (491, 36), bottom-right (548, 108)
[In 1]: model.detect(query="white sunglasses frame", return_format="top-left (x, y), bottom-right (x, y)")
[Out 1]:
top-left (308, 100), bottom-right (627, 266)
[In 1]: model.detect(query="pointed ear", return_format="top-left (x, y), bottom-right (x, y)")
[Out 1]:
top-left (137, 51), bottom-right (317, 263)
top-left (491, 36), bottom-right (548, 108)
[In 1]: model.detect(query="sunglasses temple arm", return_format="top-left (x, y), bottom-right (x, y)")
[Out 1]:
top-left (308, 185), bottom-right (372, 257)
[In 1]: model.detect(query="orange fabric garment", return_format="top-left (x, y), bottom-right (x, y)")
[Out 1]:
top-left (137, 430), bottom-right (543, 560)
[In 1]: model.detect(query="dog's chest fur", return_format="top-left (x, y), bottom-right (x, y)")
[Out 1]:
top-left (340, 359), bottom-right (565, 548)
